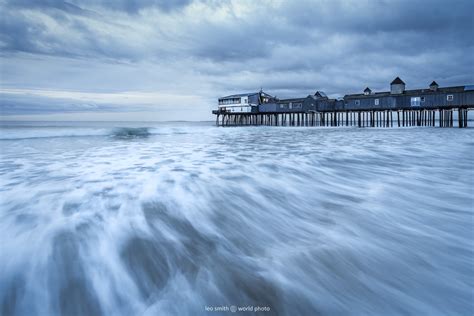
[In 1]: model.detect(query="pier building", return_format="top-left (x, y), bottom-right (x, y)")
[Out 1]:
top-left (212, 77), bottom-right (473, 128)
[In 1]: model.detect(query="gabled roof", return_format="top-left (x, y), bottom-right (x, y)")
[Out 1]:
top-left (391, 77), bottom-right (405, 85)
top-left (364, 87), bottom-right (371, 92)
top-left (314, 91), bottom-right (328, 98)
top-left (259, 91), bottom-right (275, 98)
top-left (430, 81), bottom-right (439, 87)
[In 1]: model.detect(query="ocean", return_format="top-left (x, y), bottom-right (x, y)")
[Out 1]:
top-left (0, 121), bottom-right (473, 315)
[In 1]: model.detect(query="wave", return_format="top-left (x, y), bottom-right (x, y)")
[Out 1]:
top-left (110, 127), bottom-right (151, 138)
top-left (0, 126), bottom-right (180, 140)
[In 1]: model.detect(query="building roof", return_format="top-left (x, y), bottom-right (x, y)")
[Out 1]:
top-left (344, 85), bottom-right (467, 99)
top-left (314, 91), bottom-right (327, 98)
top-left (391, 77), bottom-right (405, 85)
top-left (430, 81), bottom-right (439, 87)
top-left (219, 92), bottom-right (257, 99)
top-left (364, 87), bottom-right (371, 92)
top-left (219, 91), bottom-right (274, 99)
top-left (278, 97), bottom-right (306, 103)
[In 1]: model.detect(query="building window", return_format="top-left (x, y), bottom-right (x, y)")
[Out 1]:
top-left (421, 97), bottom-right (425, 102)
top-left (374, 99), bottom-right (379, 106)
top-left (447, 95), bottom-right (453, 101)
top-left (411, 97), bottom-right (421, 106)
top-left (293, 103), bottom-right (302, 109)
top-left (355, 100), bottom-right (360, 106)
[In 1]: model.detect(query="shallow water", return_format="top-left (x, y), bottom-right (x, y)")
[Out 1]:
top-left (0, 122), bottom-right (473, 315)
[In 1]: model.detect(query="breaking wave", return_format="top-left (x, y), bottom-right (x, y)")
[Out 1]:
top-left (110, 127), bottom-right (151, 138)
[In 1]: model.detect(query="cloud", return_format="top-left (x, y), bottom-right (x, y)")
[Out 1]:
top-left (0, 88), bottom-right (210, 115)
top-left (8, 0), bottom-right (193, 14)
top-left (0, 0), bottom-right (473, 119)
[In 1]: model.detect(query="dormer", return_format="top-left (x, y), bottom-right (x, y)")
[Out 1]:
top-left (429, 81), bottom-right (439, 91)
top-left (364, 87), bottom-right (372, 95)
top-left (390, 77), bottom-right (405, 94)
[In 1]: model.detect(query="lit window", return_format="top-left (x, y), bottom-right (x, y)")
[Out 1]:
top-left (411, 97), bottom-right (421, 106)
top-left (374, 99), bottom-right (379, 106)
top-left (447, 95), bottom-right (453, 101)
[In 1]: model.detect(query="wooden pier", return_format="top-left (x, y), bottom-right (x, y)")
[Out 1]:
top-left (214, 108), bottom-right (471, 128)
top-left (213, 78), bottom-right (473, 128)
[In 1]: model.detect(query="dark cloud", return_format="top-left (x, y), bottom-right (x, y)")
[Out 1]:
top-left (282, 0), bottom-right (474, 34)
top-left (0, 0), bottom-right (473, 118)
top-left (2, 0), bottom-right (472, 62)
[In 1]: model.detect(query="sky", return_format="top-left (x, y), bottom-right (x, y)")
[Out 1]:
top-left (1, 0), bottom-right (473, 121)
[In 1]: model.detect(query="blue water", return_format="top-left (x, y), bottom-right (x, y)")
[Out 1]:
top-left (0, 122), bottom-right (473, 315)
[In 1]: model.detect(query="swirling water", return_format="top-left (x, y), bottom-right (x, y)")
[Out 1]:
top-left (0, 122), bottom-right (473, 315)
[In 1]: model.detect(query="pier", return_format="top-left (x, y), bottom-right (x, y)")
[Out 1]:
top-left (212, 78), bottom-right (473, 128)
top-left (214, 108), bottom-right (471, 128)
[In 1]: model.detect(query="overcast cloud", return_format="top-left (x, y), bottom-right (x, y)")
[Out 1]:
top-left (1, 0), bottom-right (473, 120)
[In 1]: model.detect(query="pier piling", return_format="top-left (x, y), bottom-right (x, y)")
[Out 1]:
top-left (214, 107), bottom-right (470, 128)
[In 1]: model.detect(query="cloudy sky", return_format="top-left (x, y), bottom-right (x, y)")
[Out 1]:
top-left (1, 0), bottom-right (473, 121)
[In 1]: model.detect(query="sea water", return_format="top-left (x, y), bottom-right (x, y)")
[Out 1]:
top-left (0, 122), bottom-right (473, 315)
